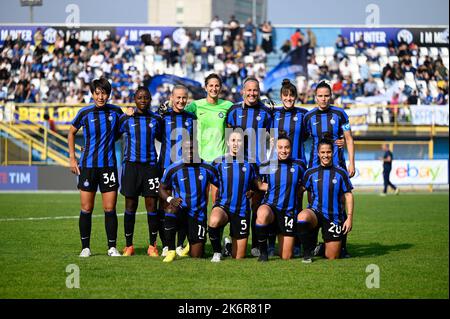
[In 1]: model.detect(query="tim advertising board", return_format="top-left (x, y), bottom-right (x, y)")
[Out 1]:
top-left (0, 166), bottom-right (37, 190)
top-left (350, 160), bottom-right (448, 186)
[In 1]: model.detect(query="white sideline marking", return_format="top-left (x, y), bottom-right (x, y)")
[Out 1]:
top-left (0, 212), bottom-right (147, 222)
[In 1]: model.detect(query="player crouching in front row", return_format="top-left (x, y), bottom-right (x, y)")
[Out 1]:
top-left (254, 133), bottom-right (307, 262)
top-left (297, 139), bottom-right (354, 263)
top-left (158, 138), bottom-right (220, 262)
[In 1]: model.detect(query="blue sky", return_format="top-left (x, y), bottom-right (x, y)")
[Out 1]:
top-left (0, 0), bottom-right (448, 25)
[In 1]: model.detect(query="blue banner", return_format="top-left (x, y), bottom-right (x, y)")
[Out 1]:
top-left (341, 27), bottom-right (402, 46)
top-left (262, 46), bottom-right (308, 92)
top-left (149, 74), bottom-right (205, 100)
top-left (115, 26), bottom-right (178, 45)
top-left (0, 166), bottom-right (38, 190)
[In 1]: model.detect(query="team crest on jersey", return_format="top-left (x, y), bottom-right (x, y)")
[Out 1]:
top-left (198, 174), bottom-right (204, 181)
top-left (83, 179), bottom-right (89, 187)
top-left (330, 118), bottom-right (336, 125)
top-left (185, 121), bottom-right (190, 127)
top-left (332, 178), bottom-right (338, 184)
top-left (256, 115), bottom-right (262, 121)
top-left (218, 112), bottom-right (224, 118)
top-left (242, 166), bottom-right (247, 172)
top-left (149, 123), bottom-right (154, 128)
top-left (108, 115), bottom-right (113, 121)
top-left (293, 116), bottom-right (298, 122)
top-left (290, 167), bottom-right (296, 173)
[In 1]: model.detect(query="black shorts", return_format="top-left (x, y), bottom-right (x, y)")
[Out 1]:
top-left (77, 167), bottom-right (119, 193)
top-left (313, 210), bottom-right (345, 242)
top-left (187, 214), bottom-right (207, 244)
top-left (265, 204), bottom-right (296, 237)
top-left (275, 207), bottom-right (296, 237)
top-left (213, 205), bottom-right (250, 239)
top-left (120, 162), bottom-right (161, 197)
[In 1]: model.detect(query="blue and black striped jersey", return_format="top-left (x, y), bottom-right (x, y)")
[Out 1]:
top-left (302, 165), bottom-right (353, 224)
top-left (304, 106), bottom-right (351, 169)
top-left (161, 160), bottom-right (219, 221)
top-left (119, 109), bottom-right (161, 165)
top-left (226, 101), bottom-right (272, 165)
top-left (260, 158), bottom-right (306, 215)
top-left (71, 103), bottom-right (123, 168)
top-left (212, 154), bottom-right (258, 217)
top-left (271, 106), bottom-right (308, 162)
top-left (159, 110), bottom-right (196, 170)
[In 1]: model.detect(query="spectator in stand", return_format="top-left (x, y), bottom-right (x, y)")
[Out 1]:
top-left (407, 90), bottom-right (419, 105)
top-left (393, 62), bottom-right (405, 80)
top-left (260, 21), bottom-right (273, 54)
top-left (360, 61), bottom-right (370, 81)
top-left (339, 59), bottom-right (352, 78)
top-left (162, 35), bottom-right (173, 68)
top-left (25, 83), bottom-right (38, 102)
top-left (66, 89), bottom-right (79, 104)
top-left (210, 16), bottom-right (224, 46)
top-left (251, 45), bottom-right (267, 63)
top-left (228, 15), bottom-right (241, 43)
top-left (243, 18), bottom-right (256, 54)
top-left (14, 82), bottom-right (26, 102)
top-left (328, 54), bottom-right (340, 77)
top-left (332, 75), bottom-right (344, 99)
top-left (364, 76), bottom-right (378, 96)
top-left (306, 28), bottom-right (317, 51)
top-left (290, 29), bottom-right (303, 50)
top-left (387, 40), bottom-right (397, 56)
top-left (408, 42), bottom-right (419, 56)
top-left (335, 34), bottom-right (346, 55)
top-left (382, 63), bottom-right (395, 87)
top-left (388, 92), bottom-right (400, 123)
top-left (366, 43), bottom-right (379, 62)
top-left (319, 63), bottom-right (330, 81)
top-left (233, 34), bottom-right (245, 57)
top-left (308, 56), bottom-right (320, 82)
top-left (402, 58), bottom-right (416, 75)
top-left (34, 28), bottom-right (44, 48)
top-left (435, 86), bottom-right (447, 105)
top-left (280, 40), bottom-right (291, 56)
top-left (355, 35), bottom-right (367, 55)
top-left (434, 59), bottom-right (448, 81)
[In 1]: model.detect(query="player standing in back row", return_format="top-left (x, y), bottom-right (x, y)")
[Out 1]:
top-left (119, 86), bottom-right (163, 257)
top-left (226, 77), bottom-right (273, 257)
top-left (184, 74), bottom-right (233, 255)
top-left (68, 77), bottom-right (123, 257)
top-left (303, 81), bottom-right (355, 258)
top-left (158, 85), bottom-right (197, 257)
top-left (268, 79), bottom-right (308, 257)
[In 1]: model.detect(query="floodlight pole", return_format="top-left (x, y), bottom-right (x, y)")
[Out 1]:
top-left (29, 5), bottom-right (33, 23)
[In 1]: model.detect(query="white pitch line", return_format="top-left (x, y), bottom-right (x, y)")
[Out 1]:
top-left (0, 212), bottom-right (147, 222)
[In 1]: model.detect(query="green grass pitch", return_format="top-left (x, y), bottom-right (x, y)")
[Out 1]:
top-left (0, 192), bottom-right (448, 299)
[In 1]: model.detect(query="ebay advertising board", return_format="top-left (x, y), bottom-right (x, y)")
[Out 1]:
top-left (350, 160), bottom-right (448, 186)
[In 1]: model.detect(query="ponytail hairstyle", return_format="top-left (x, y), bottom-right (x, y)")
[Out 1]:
top-left (280, 78), bottom-right (298, 101)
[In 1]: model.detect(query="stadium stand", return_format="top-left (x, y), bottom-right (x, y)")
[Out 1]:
top-left (0, 25), bottom-right (448, 108)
